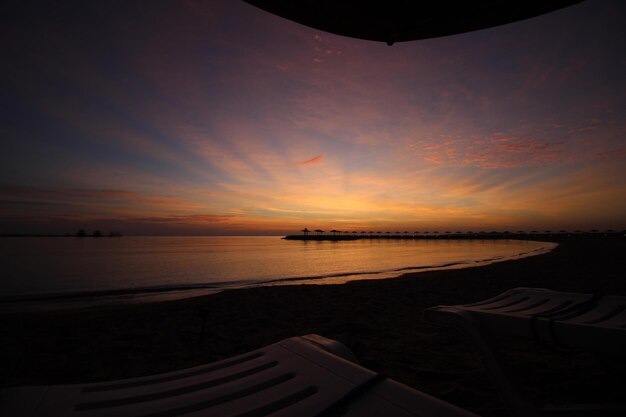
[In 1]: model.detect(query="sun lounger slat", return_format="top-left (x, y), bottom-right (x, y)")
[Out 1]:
top-left (78, 353), bottom-right (274, 404)
top-left (136, 372), bottom-right (297, 417)
top-left (81, 351), bottom-right (265, 393)
top-left (75, 361), bottom-right (280, 410)
top-left (475, 295), bottom-right (529, 311)
top-left (527, 299), bottom-right (572, 316)
top-left (462, 290), bottom-right (513, 307)
top-left (84, 373), bottom-right (313, 417)
top-left (500, 297), bottom-right (548, 313)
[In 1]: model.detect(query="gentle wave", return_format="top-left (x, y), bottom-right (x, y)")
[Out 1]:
top-left (0, 280), bottom-right (254, 303)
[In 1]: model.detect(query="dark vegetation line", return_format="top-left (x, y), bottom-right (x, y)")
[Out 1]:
top-left (1, 229), bottom-right (122, 237)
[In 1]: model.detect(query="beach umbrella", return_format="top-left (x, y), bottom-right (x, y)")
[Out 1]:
top-left (315, 229), bottom-right (324, 235)
top-left (301, 228), bottom-right (310, 236)
top-left (244, 1), bottom-right (582, 46)
top-left (330, 229), bottom-right (338, 237)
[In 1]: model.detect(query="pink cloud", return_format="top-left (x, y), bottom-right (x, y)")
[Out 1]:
top-left (299, 154), bottom-right (324, 165)
top-left (412, 136), bottom-right (571, 168)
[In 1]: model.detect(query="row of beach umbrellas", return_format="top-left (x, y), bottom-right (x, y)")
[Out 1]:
top-left (299, 228), bottom-right (622, 236)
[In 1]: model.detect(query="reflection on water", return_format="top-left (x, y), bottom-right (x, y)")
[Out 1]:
top-left (0, 236), bottom-right (556, 301)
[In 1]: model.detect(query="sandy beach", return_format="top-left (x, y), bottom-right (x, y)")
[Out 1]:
top-left (1, 237), bottom-right (624, 416)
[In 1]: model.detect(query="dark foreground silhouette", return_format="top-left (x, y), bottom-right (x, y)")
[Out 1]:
top-left (1, 237), bottom-right (624, 417)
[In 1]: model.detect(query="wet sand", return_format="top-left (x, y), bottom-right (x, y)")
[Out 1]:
top-left (1, 237), bottom-right (624, 416)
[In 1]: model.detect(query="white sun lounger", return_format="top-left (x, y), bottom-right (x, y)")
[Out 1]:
top-left (424, 287), bottom-right (626, 417)
top-left (0, 334), bottom-right (479, 417)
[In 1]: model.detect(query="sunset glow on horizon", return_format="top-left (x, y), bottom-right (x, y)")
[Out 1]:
top-left (2, 0), bottom-right (625, 235)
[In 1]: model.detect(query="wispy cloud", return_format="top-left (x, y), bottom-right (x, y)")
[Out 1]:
top-left (0, 185), bottom-right (206, 217)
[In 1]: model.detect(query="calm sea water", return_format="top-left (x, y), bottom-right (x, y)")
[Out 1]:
top-left (0, 237), bottom-right (555, 306)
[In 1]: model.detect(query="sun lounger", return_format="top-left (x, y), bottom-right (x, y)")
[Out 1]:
top-left (0, 334), bottom-right (479, 417)
top-left (424, 287), bottom-right (626, 417)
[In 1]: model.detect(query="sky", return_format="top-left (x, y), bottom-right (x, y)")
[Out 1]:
top-left (2, 0), bottom-right (625, 235)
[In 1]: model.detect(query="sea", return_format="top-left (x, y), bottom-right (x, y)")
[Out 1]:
top-left (0, 236), bottom-right (556, 311)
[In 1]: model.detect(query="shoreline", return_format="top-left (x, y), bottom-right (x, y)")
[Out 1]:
top-left (0, 239), bottom-right (557, 313)
top-left (1, 237), bottom-right (624, 416)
